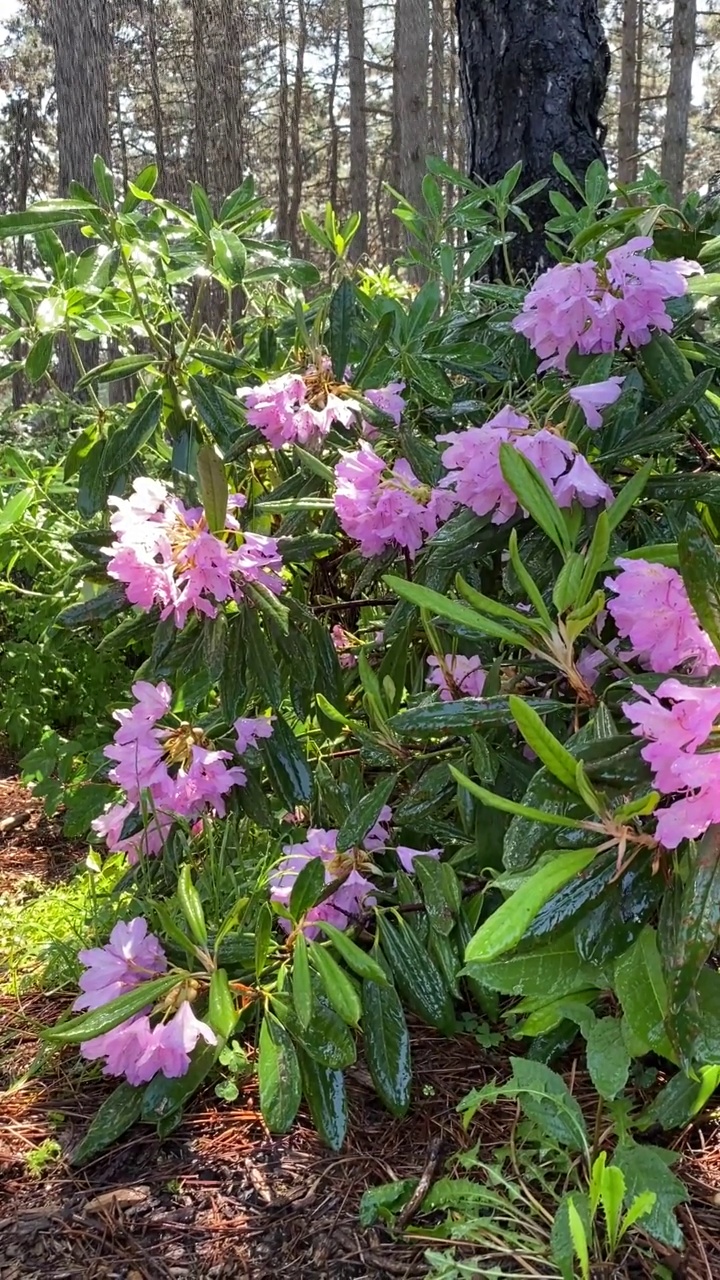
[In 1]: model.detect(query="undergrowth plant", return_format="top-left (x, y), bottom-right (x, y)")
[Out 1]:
top-left (1, 155), bottom-right (720, 1268)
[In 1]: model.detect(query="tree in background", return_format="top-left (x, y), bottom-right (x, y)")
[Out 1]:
top-left (661, 0), bottom-right (697, 202)
top-left (455, 0), bottom-right (610, 275)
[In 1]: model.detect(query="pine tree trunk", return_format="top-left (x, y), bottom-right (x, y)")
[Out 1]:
top-left (50, 0), bottom-right (111, 391)
top-left (327, 22), bottom-right (341, 215)
top-left (277, 0), bottom-right (291, 241)
top-left (455, 0), bottom-right (609, 278)
top-left (143, 0), bottom-right (167, 193)
top-left (346, 0), bottom-right (368, 259)
top-left (214, 0), bottom-right (245, 200)
top-left (617, 0), bottom-right (640, 184)
top-left (393, 0), bottom-right (429, 211)
top-left (287, 0), bottom-right (307, 252)
top-left (661, 0), bottom-right (696, 204)
top-left (429, 0), bottom-right (445, 158)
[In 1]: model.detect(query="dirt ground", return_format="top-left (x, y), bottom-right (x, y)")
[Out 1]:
top-left (1, 756), bottom-right (720, 1280)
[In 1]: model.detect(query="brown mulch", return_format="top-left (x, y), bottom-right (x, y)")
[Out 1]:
top-left (0, 747), bottom-right (86, 897)
top-left (1, 754), bottom-right (720, 1280)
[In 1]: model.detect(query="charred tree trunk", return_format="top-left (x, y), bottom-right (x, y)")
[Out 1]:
top-left (455, 0), bottom-right (609, 278)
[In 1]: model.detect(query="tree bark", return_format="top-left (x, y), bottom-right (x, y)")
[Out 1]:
top-left (617, 0), bottom-right (640, 183)
top-left (346, 0), bottom-right (368, 258)
top-left (215, 0), bottom-right (245, 199)
top-left (327, 21), bottom-right (341, 214)
top-left (661, 0), bottom-right (696, 204)
top-left (393, 0), bottom-right (429, 211)
top-left (455, 0), bottom-right (609, 278)
top-left (50, 0), bottom-right (111, 391)
top-left (277, 0), bottom-right (291, 241)
top-left (429, 0), bottom-right (445, 158)
top-left (287, 0), bottom-right (307, 252)
top-left (143, 0), bottom-right (167, 193)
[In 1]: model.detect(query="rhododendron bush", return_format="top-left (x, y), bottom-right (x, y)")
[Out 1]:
top-left (4, 156), bottom-right (720, 1164)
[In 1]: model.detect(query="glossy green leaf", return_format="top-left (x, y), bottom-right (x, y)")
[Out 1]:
top-left (26, 333), bottom-right (53, 383)
top-left (329, 278), bottom-right (355, 379)
top-left (614, 928), bottom-right (675, 1061)
top-left (258, 1014), bottom-right (302, 1134)
top-left (70, 1081), bottom-right (142, 1166)
top-left (390, 696), bottom-right (563, 739)
top-left (43, 974), bottom-right (180, 1044)
top-left (209, 969), bottom-right (237, 1040)
top-left (261, 712), bottom-right (312, 806)
top-left (298, 1049), bottom-right (347, 1150)
top-left (508, 696), bottom-right (584, 795)
top-left (278, 994), bottom-right (357, 1069)
top-left (585, 1017), bottom-right (630, 1100)
top-left (467, 849), bottom-right (597, 964)
top-left (335, 774), bottom-right (396, 853)
top-left (309, 943), bottom-right (362, 1025)
top-left (316, 922), bottom-right (389, 985)
top-left (384, 575), bottom-right (532, 648)
top-left (289, 856), bottom-right (326, 922)
top-left (678, 521), bottom-right (720, 655)
top-left (377, 914), bottom-right (455, 1033)
top-left (292, 933), bottom-right (314, 1029)
top-left (56, 585), bottom-right (128, 629)
top-left (177, 864), bottom-right (208, 946)
top-left (141, 1039), bottom-right (219, 1126)
top-left (499, 443), bottom-right (572, 555)
top-left (362, 978), bottom-right (412, 1117)
top-left (610, 1141), bottom-right (686, 1249)
top-left (661, 825), bottom-right (720, 1066)
top-left (196, 444), bottom-right (228, 534)
top-left (450, 766), bottom-right (586, 829)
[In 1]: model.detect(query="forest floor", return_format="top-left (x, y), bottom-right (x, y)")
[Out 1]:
top-left (1, 756), bottom-right (720, 1280)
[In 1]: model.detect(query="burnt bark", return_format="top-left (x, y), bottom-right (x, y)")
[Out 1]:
top-left (455, 0), bottom-right (609, 278)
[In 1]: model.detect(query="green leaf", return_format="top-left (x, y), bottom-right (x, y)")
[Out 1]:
top-left (450, 766), bottom-right (586, 829)
top-left (637, 331), bottom-right (720, 446)
top-left (498, 443), bottom-right (572, 555)
top-left (56, 584), bottom-right (128, 629)
top-left (606, 459), bottom-right (653, 533)
top-left (414, 856), bottom-right (457, 936)
top-left (464, 939), bottom-right (605, 1002)
top-left (26, 333), bottom-right (54, 383)
top-left (254, 902), bottom-right (274, 978)
top-left (661, 825), bottom-right (720, 1066)
top-left (177, 864), bottom-right (208, 946)
top-left (328, 278), bottom-right (355, 379)
top-left (465, 849), bottom-right (597, 964)
top-left (261, 713), bottom-right (312, 807)
top-left (289, 856), bottom-right (326, 921)
top-left (69, 1082), bottom-right (142, 1166)
top-left (614, 928), bottom-right (675, 1061)
top-left (102, 390), bottom-right (163, 476)
top-left (678, 521), bottom-right (720, 654)
top-left (640, 1064), bottom-right (720, 1131)
top-left (211, 227), bottom-right (247, 284)
top-left (316, 922), bottom-right (389, 986)
top-left (292, 933), bottom-right (314, 1029)
top-left (278, 994), bottom-right (357, 1069)
top-left (257, 1015), bottom-right (302, 1134)
top-left (77, 439), bottom-right (112, 517)
top-left (43, 974), bottom-right (180, 1044)
top-left (0, 199), bottom-right (97, 238)
top-left (585, 1017), bottom-right (630, 1100)
top-left (196, 444), bottom-right (228, 534)
top-left (377, 914), bottom-right (455, 1033)
top-left (508, 696), bottom-right (584, 795)
top-left (610, 1141), bottom-right (686, 1249)
top-left (298, 1050), bottom-right (347, 1150)
top-left (510, 1056), bottom-right (589, 1153)
top-left (188, 374), bottom-right (247, 453)
top-left (335, 774), bottom-right (396, 853)
top-left (362, 978), bottom-right (412, 1117)
top-left (309, 943), bottom-right (362, 1025)
top-left (390, 696), bottom-right (563, 739)
top-left (208, 969), bottom-right (237, 1040)
top-left (141, 1039), bottom-right (219, 1127)
top-left (78, 353), bottom-right (157, 387)
top-left (568, 1200), bottom-right (590, 1280)
top-left (191, 182), bottom-right (214, 234)
top-left (93, 154), bottom-right (116, 207)
top-left (384, 575), bottom-right (532, 648)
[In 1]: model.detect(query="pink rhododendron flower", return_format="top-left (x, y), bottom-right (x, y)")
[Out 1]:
top-left (623, 680), bottom-right (720, 847)
top-left (74, 918), bottom-right (167, 1013)
top-left (363, 381), bottom-right (406, 425)
top-left (568, 377), bottom-right (625, 429)
top-left (437, 406), bottom-right (610, 524)
top-left (269, 828), bottom-right (376, 937)
top-left (234, 715), bottom-right (274, 754)
top-left (396, 846), bottom-right (440, 873)
top-left (513, 240), bottom-right (701, 371)
top-left (426, 654), bottom-right (487, 701)
top-left (331, 624), bottom-right (358, 668)
top-left (237, 366), bottom-right (362, 449)
top-left (81, 1002), bottom-right (217, 1085)
top-left (92, 681), bottom-right (249, 862)
top-left (334, 444), bottom-right (455, 558)
top-left (106, 480), bottom-right (283, 630)
top-left (605, 557), bottom-right (719, 675)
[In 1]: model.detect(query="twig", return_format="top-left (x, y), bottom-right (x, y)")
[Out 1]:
top-left (394, 1134), bottom-right (445, 1230)
top-left (312, 597), bottom-right (394, 614)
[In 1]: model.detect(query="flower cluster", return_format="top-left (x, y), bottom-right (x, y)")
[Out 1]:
top-left (427, 653), bottom-right (486, 701)
top-left (75, 918), bottom-right (216, 1084)
top-left (92, 681), bottom-right (263, 863)
top-left (438, 406), bottom-right (612, 524)
top-left (623, 681), bottom-right (720, 847)
top-left (106, 477), bottom-right (284, 630)
top-left (513, 237), bottom-right (701, 371)
top-left (334, 443), bottom-right (456, 558)
top-left (237, 364), bottom-right (406, 450)
top-left (269, 807), bottom-right (439, 937)
top-left (605, 558), bottom-right (719, 675)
